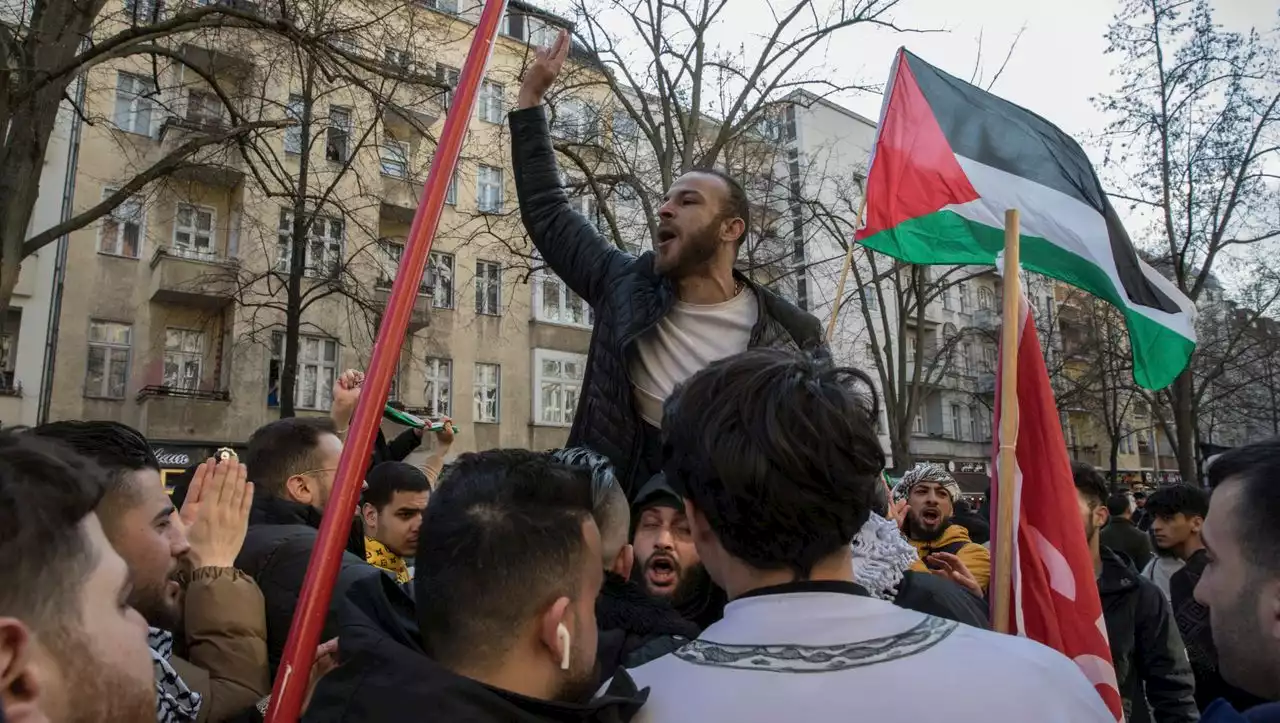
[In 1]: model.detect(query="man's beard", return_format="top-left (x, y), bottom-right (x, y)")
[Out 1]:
top-left (49, 626), bottom-right (156, 723)
top-left (131, 573), bottom-right (183, 632)
top-left (904, 510), bottom-right (949, 542)
top-left (655, 219), bottom-right (721, 277)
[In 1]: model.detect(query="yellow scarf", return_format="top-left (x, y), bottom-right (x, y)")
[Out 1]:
top-left (364, 537), bottom-right (410, 583)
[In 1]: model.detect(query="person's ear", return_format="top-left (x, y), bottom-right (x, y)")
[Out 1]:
top-left (285, 474), bottom-right (312, 506)
top-left (1191, 515), bottom-right (1204, 534)
top-left (611, 543), bottom-right (635, 581)
top-left (1094, 504), bottom-right (1110, 531)
top-left (539, 597), bottom-right (572, 672)
top-left (360, 502), bottom-right (378, 530)
top-left (720, 217), bottom-right (745, 247)
top-left (0, 619), bottom-right (41, 720)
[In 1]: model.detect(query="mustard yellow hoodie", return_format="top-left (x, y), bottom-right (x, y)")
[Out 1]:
top-left (909, 523), bottom-right (991, 592)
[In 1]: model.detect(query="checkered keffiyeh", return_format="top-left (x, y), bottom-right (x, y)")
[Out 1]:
top-left (149, 627), bottom-right (202, 723)
top-left (892, 462), bottom-right (962, 505)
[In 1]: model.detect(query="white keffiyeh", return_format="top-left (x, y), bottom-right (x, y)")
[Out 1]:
top-left (149, 627), bottom-right (202, 723)
top-left (851, 513), bottom-right (919, 600)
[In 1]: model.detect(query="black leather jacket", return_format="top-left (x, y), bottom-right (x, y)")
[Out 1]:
top-left (509, 105), bottom-right (827, 495)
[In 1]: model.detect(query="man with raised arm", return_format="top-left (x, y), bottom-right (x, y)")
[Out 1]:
top-left (511, 30), bottom-right (826, 496)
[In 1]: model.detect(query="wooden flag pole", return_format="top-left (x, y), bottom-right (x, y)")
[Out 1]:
top-left (991, 208), bottom-right (1021, 635)
top-left (824, 197), bottom-right (868, 343)
top-left (261, 1), bottom-right (510, 721)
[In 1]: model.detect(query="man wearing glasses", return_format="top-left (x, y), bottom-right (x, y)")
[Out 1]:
top-left (234, 415), bottom-right (382, 682)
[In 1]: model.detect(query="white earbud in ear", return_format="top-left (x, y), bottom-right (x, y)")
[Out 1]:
top-left (557, 623), bottom-right (571, 671)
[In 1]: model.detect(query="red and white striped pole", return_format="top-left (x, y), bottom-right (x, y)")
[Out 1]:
top-left (263, 1), bottom-right (510, 720)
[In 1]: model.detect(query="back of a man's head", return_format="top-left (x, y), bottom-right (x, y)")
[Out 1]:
top-left (661, 348), bottom-right (884, 579)
top-left (1071, 463), bottom-right (1109, 508)
top-left (550, 447), bottom-right (630, 571)
top-left (245, 416), bottom-right (338, 498)
top-left (28, 420), bottom-right (158, 512)
top-left (1106, 492), bottom-right (1134, 518)
top-left (415, 449), bottom-right (598, 685)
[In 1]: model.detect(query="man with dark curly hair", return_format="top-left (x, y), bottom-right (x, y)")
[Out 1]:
top-left (623, 348), bottom-right (1113, 723)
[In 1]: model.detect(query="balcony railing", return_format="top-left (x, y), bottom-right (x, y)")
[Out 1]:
top-left (136, 385), bottom-right (231, 403)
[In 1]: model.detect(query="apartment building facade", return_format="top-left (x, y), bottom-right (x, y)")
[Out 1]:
top-left (45, 0), bottom-right (614, 463)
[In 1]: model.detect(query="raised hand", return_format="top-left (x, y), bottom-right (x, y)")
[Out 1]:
top-left (433, 416), bottom-right (455, 447)
top-left (331, 368), bottom-right (365, 428)
top-left (518, 28), bottom-right (570, 109)
top-left (183, 458), bottom-right (254, 570)
top-left (926, 551), bottom-right (984, 598)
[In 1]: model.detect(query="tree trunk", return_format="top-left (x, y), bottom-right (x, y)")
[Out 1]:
top-left (1108, 440), bottom-right (1120, 494)
top-left (890, 430), bottom-right (913, 475)
top-left (1171, 369), bottom-right (1197, 484)
top-left (278, 65), bottom-right (317, 418)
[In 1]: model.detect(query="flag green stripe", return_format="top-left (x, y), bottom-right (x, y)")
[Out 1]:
top-left (859, 210), bottom-right (1194, 390)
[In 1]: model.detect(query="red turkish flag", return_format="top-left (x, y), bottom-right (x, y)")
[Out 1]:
top-left (990, 295), bottom-right (1124, 722)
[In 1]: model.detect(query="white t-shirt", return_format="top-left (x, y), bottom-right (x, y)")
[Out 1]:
top-left (625, 588), bottom-right (1113, 723)
top-left (629, 289), bottom-right (758, 427)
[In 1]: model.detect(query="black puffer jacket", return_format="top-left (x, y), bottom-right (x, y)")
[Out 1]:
top-left (1098, 548), bottom-right (1198, 723)
top-left (595, 572), bottom-right (700, 686)
top-left (510, 106), bottom-right (827, 495)
top-left (235, 493), bottom-right (380, 681)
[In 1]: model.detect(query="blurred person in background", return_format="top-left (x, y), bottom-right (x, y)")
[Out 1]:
top-left (1102, 491), bottom-right (1153, 569)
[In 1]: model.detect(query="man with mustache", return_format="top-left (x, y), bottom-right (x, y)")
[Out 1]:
top-left (894, 463), bottom-right (991, 593)
top-left (629, 473), bottom-right (725, 630)
top-left (513, 30), bottom-right (826, 496)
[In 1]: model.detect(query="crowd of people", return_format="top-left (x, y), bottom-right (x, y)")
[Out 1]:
top-left (3, 28), bottom-right (1280, 723)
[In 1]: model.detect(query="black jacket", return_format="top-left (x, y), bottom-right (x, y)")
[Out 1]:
top-left (951, 507), bottom-right (990, 545)
top-left (1172, 549), bottom-right (1268, 712)
top-left (1102, 517), bottom-right (1154, 572)
top-left (595, 572), bottom-right (699, 685)
top-left (304, 573), bottom-right (648, 723)
top-left (510, 106), bottom-right (827, 496)
top-left (893, 570), bottom-right (990, 629)
top-left (1098, 548), bottom-right (1198, 723)
top-left (235, 493), bottom-right (380, 681)
top-left (372, 428), bottom-right (421, 470)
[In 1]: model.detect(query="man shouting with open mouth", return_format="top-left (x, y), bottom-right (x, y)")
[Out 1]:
top-left (895, 463), bottom-right (992, 594)
top-left (630, 472), bottom-right (725, 630)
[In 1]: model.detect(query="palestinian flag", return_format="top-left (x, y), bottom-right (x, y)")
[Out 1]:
top-left (856, 48), bottom-right (1196, 390)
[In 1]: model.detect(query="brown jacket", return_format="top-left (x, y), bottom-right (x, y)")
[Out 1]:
top-left (170, 567), bottom-right (270, 722)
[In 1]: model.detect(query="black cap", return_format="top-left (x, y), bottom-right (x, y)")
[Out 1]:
top-left (632, 471), bottom-right (682, 517)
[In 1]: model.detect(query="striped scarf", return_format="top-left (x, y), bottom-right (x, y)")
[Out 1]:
top-left (149, 627), bottom-right (202, 723)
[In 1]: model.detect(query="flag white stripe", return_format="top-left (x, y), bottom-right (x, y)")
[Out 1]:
top-left (944, 157), bottom-right (1197, 342)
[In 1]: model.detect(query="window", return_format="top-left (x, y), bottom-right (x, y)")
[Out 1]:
top-left (173, 203), bottom-right (214, 258)
top-left (86, 321), bottom-right (131, 398)
top-left (478, 81), bottom-right (504, 123)
top-left (276, 209), bottom-right (343, 277)
top-left (474, 363), bottom-right (500, 422)
top-left (535, 268), bottom-right (593, 327)
top-left (475, 260), bottom-right (501, 315)
top-left (328, 32), bottom-right (360, 55)
top-left (98, 190), bottom-right (144, 258)
top-left (951, 404), bottom-right (962, 439)
top-left (445, 169), bottom-right (457, 205)
top-left (476, 165), bottom-right (503, 213)
top-left (978, 286), bottom-right (994, 310)
top-left (381, 138), bottom-right (409, 177)
top-left (907, 335), bottom-right (918, 364)
top-left (285, 94), bottom-right (304, 154)
top-left (942, 286), bottom-right (953, 310)
top-left (553, 98), bottom-right (597, 141)
top-left (429, 252), bottom-right (454, 308)
top-left (377, 240), bottom-right (431, 294)
top-left (913, 411), bottom-right (925, 434)
top-left (419, 0), bottom-right (458, 13)
top-left (125, 0), bottom-right (159, 23)
top-left (423, 357), bottom-right (452, 417)
top-left (570, 194), bottom-right (603, 230)
top-left (186, 90), bottom-right (222, 126)
top-left (795, 272), bottom-right (808, 312)
top-left (958, 282), bottom-right (971, 313)
top-left (534, 349), bottom-right (585, 426)
top-left (114, 72), bottom-right (156, 135)
top-left (613, 110), bottom-right (639, 141)
top-left (435, 64), bottom-right (460, 109)
top-left (384, 47), bottom-right (412, 69)
top-left (982, 344), bottom-right (997, 372)
top-left (862, 286), bottom-right (878, 311)
top-left (960, 342), bottom-right (972, 375)
top-left (163, 328), bottom-right (203, 391)
top-left (269, 332), bottom-right (337, 410)
top-left (969, 405), bottom-right (981, 442)
top-left (326, 106), bottom-right (351, 162)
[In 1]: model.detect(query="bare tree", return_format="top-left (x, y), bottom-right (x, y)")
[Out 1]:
top-left (1096, 0), bottom-right (1280, 482)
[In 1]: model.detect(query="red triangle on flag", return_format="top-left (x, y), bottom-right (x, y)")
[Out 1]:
top-left (857, 49), bottom-right (980, 240)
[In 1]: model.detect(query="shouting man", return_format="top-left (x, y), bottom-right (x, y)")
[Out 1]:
top-left (512, 30), bottom-right (825, 495)
top-left (630, 472), bottom-right (724, 630)
top-left (894, 463), bottom-right (991, 592)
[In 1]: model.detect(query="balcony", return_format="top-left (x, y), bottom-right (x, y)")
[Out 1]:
top-left (159, 117), bottom-right (246, 188)
top-left (136, 385), bottom-right (234, 441)
top-left (372, 286), bottom-right (432, 333)
top-left (380, 174), bottom-right (425, 225)
top-left (179, 37), bottom-right (254, 81)
top-left (149, 246), bottom-right (238, 309)
top-left (972, 307), bottom-right (1000, 331)
top-left (975, 371), bottom-right (996, 395)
